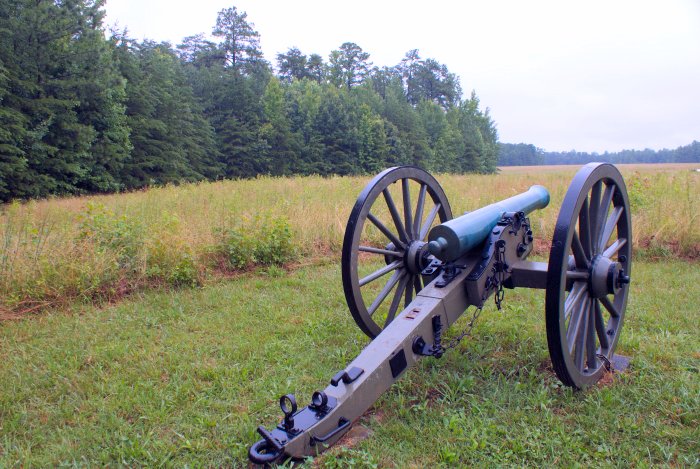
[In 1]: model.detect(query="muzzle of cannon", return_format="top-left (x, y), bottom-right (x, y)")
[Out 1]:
top-left (249, 163), bottom-right (632, 464)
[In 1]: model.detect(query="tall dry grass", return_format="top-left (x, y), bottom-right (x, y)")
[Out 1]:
top-left (1, 164), bottom-right (697, 315)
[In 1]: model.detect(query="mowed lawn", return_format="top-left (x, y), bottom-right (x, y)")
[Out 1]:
top-left (1, 258), bottom-right (698, 467)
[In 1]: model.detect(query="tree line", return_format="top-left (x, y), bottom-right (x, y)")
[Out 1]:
top-left (498, 141), bottom-right (700, 166)
top-left (0, 0), bottom-right (499, 202)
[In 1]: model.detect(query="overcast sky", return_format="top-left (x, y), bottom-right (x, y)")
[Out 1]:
top-left (104, 0), bottom-right (700, 153)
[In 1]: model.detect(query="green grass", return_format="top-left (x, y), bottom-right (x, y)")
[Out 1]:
top-left (1, 260), bottom-right (697, 466)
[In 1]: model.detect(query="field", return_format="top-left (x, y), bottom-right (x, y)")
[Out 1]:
top-left (2, 163), bottom-right (698, 316)
top-left (1, 164), bottom-right (699, 466)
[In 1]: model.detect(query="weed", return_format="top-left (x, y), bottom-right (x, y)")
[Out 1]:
top-left (322, 448), bottom-right (379, 468)
top-left (168, 252), bottom-right (200, 287)
top-left (213, 214), bottom-right (295, 270)
top-left (626, 172), bottom-right (650, 209)
top-left (252, 216), bottom-right (295, 266)
top-left (78, 202), bottom-right (143, 270)
top-left (146, 237), bottom-right (201, 287)
top-left (214, 226), bottom-right (255, 269)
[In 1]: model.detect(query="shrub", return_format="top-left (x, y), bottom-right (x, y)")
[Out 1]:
top-left (146, 237), bottom-right (201, 287)
top-left (215, 226), bottom-right (255, 269)
top-left (214, 214), bottom-right (295, 271)
top-left (252, 216), bottom-right (294, 266)
top-left (168, 252), bottom-right (200, 287)
top-left (78, 202), bottom-right (143, 270)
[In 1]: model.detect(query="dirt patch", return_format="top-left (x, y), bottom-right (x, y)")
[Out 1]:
top-left (0, 256), bottom-right (334, 322)
top-left (425, 387), bottom-right (441, 407)
top-left (596, 369), bottom-right (617, 387)
top-left (635, 237), bottom-right (699, 260)
top-left (335, 424), bottom-right (373, 450)
top-left (312, 423), bottom-right (374, 468)
top-left (0, 301), bottom-right (54, 320)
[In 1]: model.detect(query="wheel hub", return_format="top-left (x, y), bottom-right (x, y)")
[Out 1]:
top-left (404, 241), bottom-right (429, 275)
top-left (589, 255), bottom-right (629, 298)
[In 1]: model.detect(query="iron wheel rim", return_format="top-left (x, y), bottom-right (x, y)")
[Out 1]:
top-left (545, 162), bottom-right (632, 388)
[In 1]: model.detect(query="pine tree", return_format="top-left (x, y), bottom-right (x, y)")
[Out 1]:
top-left (212, 6), bottom-right (265, 73)
top-left (276, 48), bottom-right (308, 82)
top-left (114, 38), bottom-right (221, 187)
top-left (0, 0), bottom-right (130, 199)
top-left (328, 43), bottom-right (372, 90)
top-left (260, 77), bottom-right (299, 175)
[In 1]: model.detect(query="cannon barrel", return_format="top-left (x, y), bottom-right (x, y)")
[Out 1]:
top-left (428, 185), bottom-right (550, 261)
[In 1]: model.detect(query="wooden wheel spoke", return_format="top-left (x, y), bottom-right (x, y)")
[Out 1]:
top-left (386, 274), bottom-right (409, 325)
top-left (367, 270), bottom-right (403, 316)
top-left (594, 300), bottom-right (609, 349)
top-left (600, 295), bottom-right (620, 318)
top-left (602, 238), bottom-right (627, 259)
top-left (579, 196), bottom-right (592, 258)
top-left (413, 184), bottom-right (427, 240)
top-left (404, 275), bottom-right (414, 306)
top-left (419, 203), bottom-right (441, 240)
top-left (585, 300), bottom-right (598, 369)
top-left (382, 188), bottom-right (409, 243)
top-left (589, 182), bottom-right (602, 255)
top-left (402, 178), bottom-right (414, 240)
top-left (413, 275), bottom-right (422, 295)
top-left (564, 282), bottom-right (586, 320)
top-left (359, 260), bottom-right (402, 287)
top-left (599, 205), bottom-right (623, 253)
top-left (359, 245), bottom-right (403, 257)
top-left (595, 184), bottom-right (616, 249)
top-left (573, 297), bottom-right (590, 370)
top-left (567, 296), bottom-right (588, 354)
top-left (368, 213), bottom-right (405, 250)
top-left (572, 232), bottom-right (589, 268)
top-left (566, 270), bottom-right (589, 281)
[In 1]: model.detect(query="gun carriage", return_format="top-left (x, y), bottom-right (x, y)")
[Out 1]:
top-left (249, 163), bottom-right (632, 464)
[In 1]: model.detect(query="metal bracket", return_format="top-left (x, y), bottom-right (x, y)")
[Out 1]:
top-left (411, 315), bottom-right (444, 358)
top-left (435, 262), bottom-right (465, 288)
top-left (310, 418), bottom-right (351, 447)
top-left (420, 258), bottom-right (443, 276)
top-left (330, 367), bottom-right (364, 386)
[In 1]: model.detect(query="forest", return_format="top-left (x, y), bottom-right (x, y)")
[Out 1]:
top-left (499, 141), bottom-right (700, 166)
top-left (0, 0), bottom-right (499, 202)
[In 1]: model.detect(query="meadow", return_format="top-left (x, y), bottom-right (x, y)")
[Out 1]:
top-left (0, 163), bottom-right (698, 466)
top-left (1, 163), bottom-right (698, 317)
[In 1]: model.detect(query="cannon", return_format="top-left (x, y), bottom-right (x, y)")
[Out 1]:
top-left (249, 163), bottom-right (632, 464)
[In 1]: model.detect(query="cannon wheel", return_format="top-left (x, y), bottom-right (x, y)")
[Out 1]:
top-left (342, 166), bottom-right (452, 339)
top-left (546, 163), bottom-right (632, 388)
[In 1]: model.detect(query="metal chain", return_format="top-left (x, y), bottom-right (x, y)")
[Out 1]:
top-left (429, 214), bottom-right (533, 356)
top-left (436, 304), bottom-right (483, 354)
top-left (494, 240), bottom-right (506, 310)
top-left (596, 353), bottom-right (614, 373)
top-left (428, 229), bottom-right (520, 356)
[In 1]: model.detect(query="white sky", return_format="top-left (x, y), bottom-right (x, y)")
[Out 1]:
top-left (104, 0), bottom-right (700, 153)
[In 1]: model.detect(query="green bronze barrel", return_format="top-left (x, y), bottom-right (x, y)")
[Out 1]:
top-left (428, 185), bottom-right (550, 261)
